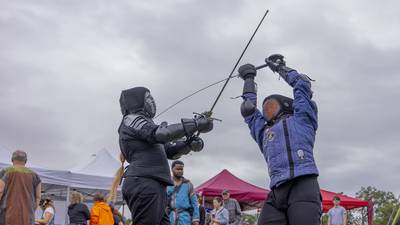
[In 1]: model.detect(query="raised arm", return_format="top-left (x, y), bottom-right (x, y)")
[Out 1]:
top-left (238, 64), bottom-right (266, 151)
top-left (266, 54), bottom-right (318, 131)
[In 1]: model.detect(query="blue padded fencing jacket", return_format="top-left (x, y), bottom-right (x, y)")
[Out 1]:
top-left (243, 70), bottom-right (319, 188)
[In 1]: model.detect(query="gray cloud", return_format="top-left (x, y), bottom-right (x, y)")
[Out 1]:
top-left (0, 0), bottom-right (399, 197)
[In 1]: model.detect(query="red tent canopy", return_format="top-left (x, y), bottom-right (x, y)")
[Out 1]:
top-left (321, 189), bottom-right (369, 212)
top-left (321, 189), bottom-right (374, 225)
top-left (195, 169), bottom-right (268, 202)
top-left (196, 169), bottom-right (373, 225)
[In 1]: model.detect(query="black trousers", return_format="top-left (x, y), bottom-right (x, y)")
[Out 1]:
top-left (257, 175), bottom-right (322, 225)
top-left (122, 177), bottom-right (170, 225)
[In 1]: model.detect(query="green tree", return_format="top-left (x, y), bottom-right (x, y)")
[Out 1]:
top-left (242, 214), bottom-right (257, 225)
top-left (355, 186), bottom-right (399, 225)
top-left (321, 214), bottom-right (329, 225)
top-left (322, 187), bottom-right (399, 225)
top-left (347, 208), bottom-right (368, 225)
top-left (125, 218), bottom-right (132, 225)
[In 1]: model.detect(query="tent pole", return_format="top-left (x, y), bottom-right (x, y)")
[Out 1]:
top-left (362, 206), bottom-right (366, 225)
top-left (64, 186), bottom-right (71, 225)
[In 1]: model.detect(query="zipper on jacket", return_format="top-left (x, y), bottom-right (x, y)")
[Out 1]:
top-left (282, 119), bottom-right (294, 178)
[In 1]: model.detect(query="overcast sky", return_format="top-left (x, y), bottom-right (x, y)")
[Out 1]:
top-left (1, 0), bottom-right (399, 197)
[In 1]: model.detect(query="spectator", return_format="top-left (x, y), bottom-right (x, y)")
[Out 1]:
top-left (328, 196), bottom-right (347, 225)
top-left (167, 160), bottom-right (200, 225)
top-left (0, 150), bottom-right (42, 225)
top-left (210, 197), bottom-right (228, 225)
top-left (68, 191), bottom-right (90, 225)
top-left (221, 190), bottom-right (241, 225)
top-left (109, 204), bottom-right (124, 225)
top-left (197, 194), bottom-right (206, 225)
top-left (35, 198), bottom-right (56, 225)
top-left (90, 193), bottom-right (114, 225)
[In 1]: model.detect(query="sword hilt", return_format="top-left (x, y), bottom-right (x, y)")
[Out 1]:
top-left (193, 111), bottom-right (222, 122)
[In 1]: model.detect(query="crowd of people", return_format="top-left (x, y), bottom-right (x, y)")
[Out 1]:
top-left (1, 150), bottom-right (395, 225)
top-left (0, 150), bottom-right (125, 225)
top-left (0, 149), bottom-right (245, 225)
top-left (166, 160), bottom-right (242, 225)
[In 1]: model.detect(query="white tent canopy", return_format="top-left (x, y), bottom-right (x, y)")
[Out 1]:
top-left (71, 148), bottom-right (121, 178)
top-left (0, 147), bottom-right (118, 189)
top-left (0, 147), bottom-right (123, 225)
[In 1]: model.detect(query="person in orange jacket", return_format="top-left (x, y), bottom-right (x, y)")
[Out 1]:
top-left (90, 193), bottom-right (114, 225)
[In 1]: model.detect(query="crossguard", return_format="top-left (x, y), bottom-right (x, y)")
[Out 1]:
top-left (193, 111), bottom-right (222, 122)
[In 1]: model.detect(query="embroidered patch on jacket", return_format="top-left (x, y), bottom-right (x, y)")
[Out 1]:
top-left (297, 149), bottom-right (305, 160)
top-left (266, 131), bottom-right (275, 141)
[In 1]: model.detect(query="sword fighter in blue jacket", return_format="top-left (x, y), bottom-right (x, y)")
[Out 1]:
top-left (238, 54), bottom-right (322, 225)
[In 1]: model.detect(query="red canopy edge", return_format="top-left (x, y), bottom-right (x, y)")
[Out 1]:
top-left (320, 189), bottom-right (370, 212)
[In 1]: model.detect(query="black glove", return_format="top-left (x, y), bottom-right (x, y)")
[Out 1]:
top-left (266, 54), bottom-right (286, 73)
top-left (196, 116), bottom-right (214, 133)
top-left (187, 136), bottom-right (204, 152)
top-left (238, 64), bottom-right (257, 80)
